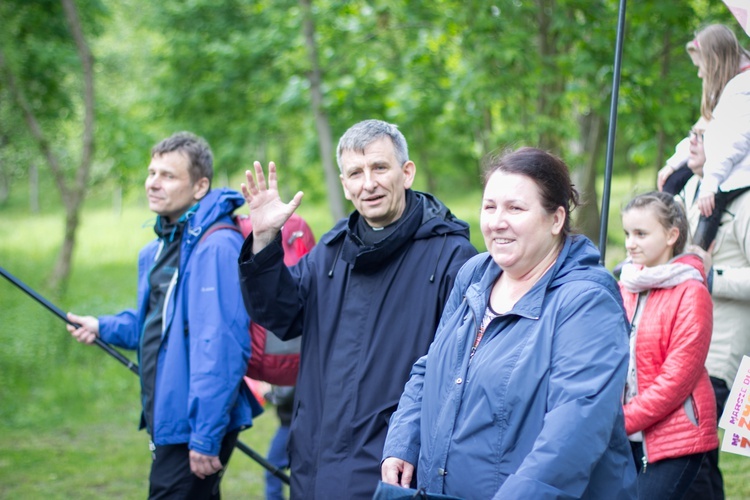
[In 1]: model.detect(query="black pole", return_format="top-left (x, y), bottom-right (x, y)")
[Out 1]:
top-left (235, 440), bottom-right (291, 485)
top-left (0, 265), bottom-right (284, 481)
top-left (0, 265), bottom-right (138, 374)
top-left (599, 0), bottom-right (627, 265)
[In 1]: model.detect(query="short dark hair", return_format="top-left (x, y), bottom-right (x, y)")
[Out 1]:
top-left (482, 147), bottom-right (580, 237)
top-left (151, 131), bottom-right (213, 185)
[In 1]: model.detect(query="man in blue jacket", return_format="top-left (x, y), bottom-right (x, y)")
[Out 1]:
top-left (239, 119), bottom-right (478, 499)
top-left (67, 132), bottom-right (259, 499)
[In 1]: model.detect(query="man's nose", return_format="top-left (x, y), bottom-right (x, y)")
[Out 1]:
top-left (363, 170), bottom-right (377, 191)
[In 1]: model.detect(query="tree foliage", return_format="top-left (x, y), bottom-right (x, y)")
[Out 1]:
top-left (1, 0), bottom-right (746, 254)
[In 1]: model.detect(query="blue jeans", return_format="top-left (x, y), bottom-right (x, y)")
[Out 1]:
top-left (265, 424), bottom-right (290, 500)
top-left (630, 441), bottom-right (704, 500)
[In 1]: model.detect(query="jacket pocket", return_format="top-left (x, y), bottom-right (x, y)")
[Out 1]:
top-left (684, 395), bottom-right (699, 427)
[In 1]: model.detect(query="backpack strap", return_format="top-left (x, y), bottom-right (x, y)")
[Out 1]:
top-left (198, 221), bottom-right (242, 244)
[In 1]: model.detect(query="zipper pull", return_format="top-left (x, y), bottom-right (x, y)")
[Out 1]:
top-left (641, 454), bottom-right (648, 473)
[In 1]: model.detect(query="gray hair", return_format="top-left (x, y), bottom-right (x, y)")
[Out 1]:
top-left (151, 131), bottom-right (213, 185)
top-left (336, 120), bottom-right (409, 172)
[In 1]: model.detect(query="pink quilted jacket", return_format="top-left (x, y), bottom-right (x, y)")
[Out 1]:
top-left (620, 253), bottom-right (718, 463)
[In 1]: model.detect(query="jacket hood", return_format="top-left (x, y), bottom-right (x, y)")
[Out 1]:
top-left (467, 234), bottom-right (621, 321)
top-left (549, 235), bottom-right (617, 292)
top-left (320, 190), bottom-right (472, 272)
top-left (152, 188), bottom-right (244, 251)
top-left (321, 190), bottom-right (470, 246)
top-left (413, 191), bottom-right (472, 240)
top-left (669, 252), bottom-right (707, 280)
top-left (186, 187), bottom-right (245, 232)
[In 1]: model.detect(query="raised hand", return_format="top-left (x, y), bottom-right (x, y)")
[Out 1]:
top-left (241, 161), bottom-right (304, 253)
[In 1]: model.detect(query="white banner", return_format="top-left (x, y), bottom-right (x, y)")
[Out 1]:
top-left (719, 355), bottom-right (750, 456)
top-left (723, 0), bottom-right (750, 37)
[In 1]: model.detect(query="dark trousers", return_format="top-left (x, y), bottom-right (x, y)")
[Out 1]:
top-left (694, 187), bottom-right (750, 250)
top-left (630, 441), bottom-right (704, 500)
top-left (148, 430), bottom-right (240, 500)
top-left (683, 377), bottom-right (730, 500)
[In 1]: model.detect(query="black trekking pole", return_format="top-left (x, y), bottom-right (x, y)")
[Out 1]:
top-left (0, 265), bottom-right (291, 485)
top-left (0, 265), bottom-right (138, 374)
top-left (598, 0), bottom-right (627, 265)
top-left (235, 440), bottom-right (291, 485)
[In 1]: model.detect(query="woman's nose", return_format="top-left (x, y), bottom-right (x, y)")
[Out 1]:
top-left (488, 210), bottom-right (508, 229)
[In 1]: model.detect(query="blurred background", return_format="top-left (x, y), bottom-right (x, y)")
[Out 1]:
top-left (1, 0), bottom-right (747, 497)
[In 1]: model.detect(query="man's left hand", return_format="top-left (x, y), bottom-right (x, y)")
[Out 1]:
top-left (189, 450), bottom-right (223, 479)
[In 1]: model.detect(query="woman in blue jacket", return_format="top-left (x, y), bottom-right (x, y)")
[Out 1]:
top-left (382, 147), bottom-right (637, 499)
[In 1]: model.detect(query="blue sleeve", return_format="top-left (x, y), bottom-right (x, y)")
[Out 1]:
top-left (187, 231), bottom-right (251, 455)
top-left (494, 285), bottom-right (630, 499)
top-left (383, 258), bottom-right (475, 466)
top-left (98, 309), bottom-right (140, 350)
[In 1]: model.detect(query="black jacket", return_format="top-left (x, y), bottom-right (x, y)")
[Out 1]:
top-left (239, 190), bottom-right (477, 499)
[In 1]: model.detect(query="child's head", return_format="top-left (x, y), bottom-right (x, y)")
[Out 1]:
top-left (693, 24), bottom-right (750, 120)
top-left (622, 191), bottom-right (688, 267)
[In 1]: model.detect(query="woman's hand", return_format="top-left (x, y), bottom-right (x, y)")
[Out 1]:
top-left (381, 457), bottom-right (415, 488)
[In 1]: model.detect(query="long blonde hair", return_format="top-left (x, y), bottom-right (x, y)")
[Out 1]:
top-left (695, 24), bottom-right (750, 120)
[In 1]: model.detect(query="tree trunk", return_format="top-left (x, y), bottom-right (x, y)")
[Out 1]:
top-left (655, 27), bottom-right (673, 172)
top-left (574, 112), bottom-right (605, 245)
top-left (0, 167), bottom-right (8, 205)
top-left (535, 0), bottom-right (565, 153)
top-left (0, 0), bottom-right (96, 290)
top-left (0, 133), bottom-right (8, 205)
top-left (29, 161), bottom-right (39, 213)
top-left (52, 195), bottom-right (82, 290)
top-left (49, 0), bottom-right (96, 290)
top-left (300, 0), bottom-right (345, 221)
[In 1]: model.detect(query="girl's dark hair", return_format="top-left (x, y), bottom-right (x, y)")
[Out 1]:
top-left (482, 147), bottom-right (580, 237)
top-left (623, 191), bottom-right (688, 255)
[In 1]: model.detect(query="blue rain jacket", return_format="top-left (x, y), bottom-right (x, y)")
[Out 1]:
top-left (99, 188), bottom-right (260, 455)
top-left (384, 235), bottom-right (638, 499)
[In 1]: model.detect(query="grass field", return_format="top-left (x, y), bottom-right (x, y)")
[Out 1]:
top-left (1, 174), bottom-right (749, 499)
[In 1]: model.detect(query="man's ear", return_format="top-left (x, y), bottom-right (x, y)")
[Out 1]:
top-left (402, 161), bottom-right (416, 189)
top-left (340, 174), bottom-right (352, 200)
top-left (193, 177), bottom-right (210, 200)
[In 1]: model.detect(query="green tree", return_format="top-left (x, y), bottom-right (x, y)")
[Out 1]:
top-left (0, 0), bottom-right (104, 288)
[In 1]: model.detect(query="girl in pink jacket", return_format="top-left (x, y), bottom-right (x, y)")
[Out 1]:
top-left (620, 191), bottom-right (718, 499)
